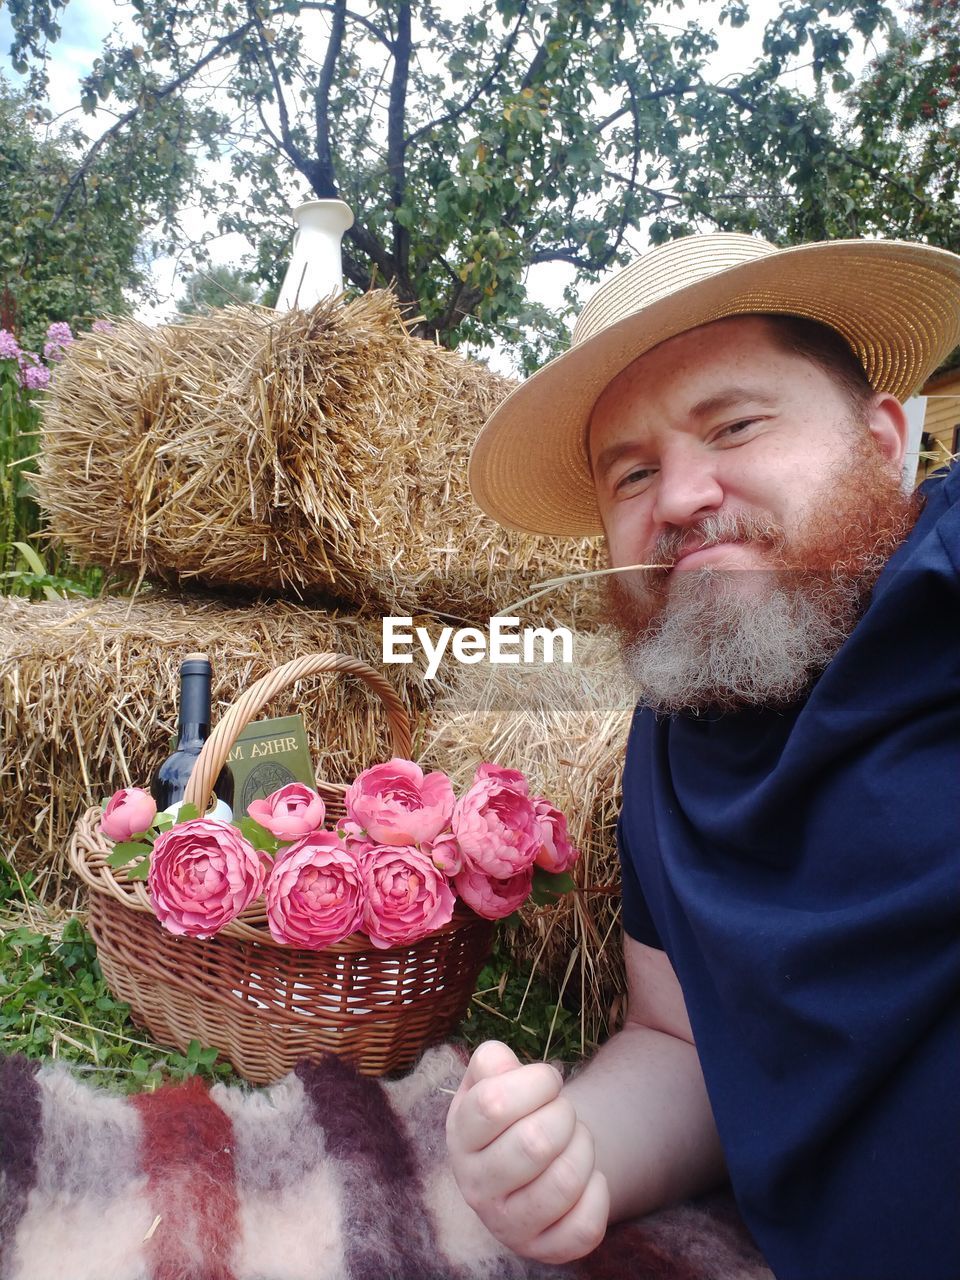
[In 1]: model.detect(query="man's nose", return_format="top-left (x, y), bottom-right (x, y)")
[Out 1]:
top-left (651, 446), bottom-right (724, 528)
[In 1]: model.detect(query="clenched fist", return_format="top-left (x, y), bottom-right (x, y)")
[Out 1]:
top-left (445, 1040), bottom-right (610, 1263)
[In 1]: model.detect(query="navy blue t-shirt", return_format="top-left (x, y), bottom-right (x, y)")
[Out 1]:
top-left (617, 463), bottom-right (960, 1280)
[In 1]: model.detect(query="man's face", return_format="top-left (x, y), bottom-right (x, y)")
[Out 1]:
top-left (587, 315), bottom-right (916, 712)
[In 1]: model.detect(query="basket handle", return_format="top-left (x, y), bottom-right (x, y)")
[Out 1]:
top-left (183, 652), bottom-right (413, 814)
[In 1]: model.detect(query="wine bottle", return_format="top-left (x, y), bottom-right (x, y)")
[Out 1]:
top-left (151, 653), bottom-right (234, 818)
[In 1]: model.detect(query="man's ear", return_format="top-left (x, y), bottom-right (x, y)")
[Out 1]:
top-left (865, 394), bottom-right (909, 470)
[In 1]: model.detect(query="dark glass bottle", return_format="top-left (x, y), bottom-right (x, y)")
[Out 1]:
top-left (150, 653), bottom-right (234, 814)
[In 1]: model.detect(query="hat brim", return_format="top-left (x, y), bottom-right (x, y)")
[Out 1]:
top-left (468, 239), bottom-right (960, 537)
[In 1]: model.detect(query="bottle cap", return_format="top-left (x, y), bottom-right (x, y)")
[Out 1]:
top-left (181, 652), bottom-right (212, 677)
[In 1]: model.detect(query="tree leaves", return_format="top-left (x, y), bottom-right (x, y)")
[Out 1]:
top-left (9, 0), bottom-right (956, 368)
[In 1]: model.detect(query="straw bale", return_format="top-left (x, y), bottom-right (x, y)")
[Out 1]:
top-left (36, 293), bottom-right (604, 624)
top-left (0, 590), bottom-right (457, 897)
top-left (423, 632), bottom-right (635, 1047)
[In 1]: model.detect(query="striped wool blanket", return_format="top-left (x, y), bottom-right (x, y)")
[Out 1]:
top-left (0, 1046), bottom-right (771, 1280)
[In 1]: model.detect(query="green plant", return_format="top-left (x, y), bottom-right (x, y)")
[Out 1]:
top-left (0, 355), bottom-right (40, 586)
top-left (0, 330), bottom-right (112, 600)
top-left (458, 932), bottom-right (588, 1065)
top-left (0, 857), bottom-right (236, 1092)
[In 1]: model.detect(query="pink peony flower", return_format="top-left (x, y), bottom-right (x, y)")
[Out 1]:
top-left (454, 865), bottom-right (534, 920)
top-left (451, 777), bottom-right (542, 879)
top-left (99, 788), bottom-right (157, 842)
top-left (148, 819), bottom-right (266, 939)
top-left (345, 758), bottom-right (455, 846)
top-left (265, 832), bottom-right (364, 948)
top-left (360, 844), bottom-right (456, 949)
top-left (474, 762), bottom-right (529, 795)
top-left (532, 797), bottom-right (579, 874)
top-left (424, 830), bottom-right (463, 876)
top-left (247, 783), bottom-right (325, 841)
top-left (337, 818), bottom-right (376, 858)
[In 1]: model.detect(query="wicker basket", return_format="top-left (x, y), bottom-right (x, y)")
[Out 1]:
top-left (69, 653), bottom-right (495, 1082)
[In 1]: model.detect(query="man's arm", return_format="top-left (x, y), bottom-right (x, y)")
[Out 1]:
top-left (445, 936), bottom-right (727, 1264)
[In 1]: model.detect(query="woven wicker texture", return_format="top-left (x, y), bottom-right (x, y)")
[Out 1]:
top-left (69, 653), bottom-right (494, 1081)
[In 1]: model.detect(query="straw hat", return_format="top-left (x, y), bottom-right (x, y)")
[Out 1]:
top-left (468, 233), bottom-right (960, 537)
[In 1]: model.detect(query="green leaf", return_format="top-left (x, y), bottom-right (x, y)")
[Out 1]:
top-left (175, 803), bottom-right (199, 822)
top-left (105, 842), bottom-right (152, 868)
top-left (530, 867), bottom-right (576, 906)
top-left (238, 816), bottom-right (279, 854)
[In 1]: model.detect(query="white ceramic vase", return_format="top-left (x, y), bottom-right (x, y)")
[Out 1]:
top-left (275, 198), bottom-right (354, 311)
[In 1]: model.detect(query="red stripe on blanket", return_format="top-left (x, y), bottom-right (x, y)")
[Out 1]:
top-left (576, 1221), bottom-right (703, 1280)
top-left (132, 1076), bottom-right (239, 1280)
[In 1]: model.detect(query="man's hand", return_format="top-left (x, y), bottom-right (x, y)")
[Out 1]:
top-left (445, 1040), bottom-right (610, 1264)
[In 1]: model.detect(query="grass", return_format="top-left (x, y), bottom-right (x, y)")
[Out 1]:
top-left (0, 857), bottom-right (240, 1091)
top-left (0, 856), bottom-right (587, 1094)
top-left (1, 360), bottom-right (108, 600)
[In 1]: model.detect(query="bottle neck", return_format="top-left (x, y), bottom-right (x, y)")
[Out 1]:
top-left (178, 670), bottom-right (212, 748)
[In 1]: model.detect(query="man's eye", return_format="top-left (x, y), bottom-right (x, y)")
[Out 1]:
top-left (614, 466), bottom-right (654, 492)
top-left (717, 418), bottom-right (759, 440)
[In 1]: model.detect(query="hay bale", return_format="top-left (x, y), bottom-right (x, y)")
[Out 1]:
top-left (0, 591), bottom-right (457, 898)
top-left (35, 294), bottom-right (603, 623)
top-left (423, 632), bottom-right (635, 1047)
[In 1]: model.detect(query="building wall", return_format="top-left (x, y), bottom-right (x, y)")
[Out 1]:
top-left (917, 371), bottom-right (960, 482)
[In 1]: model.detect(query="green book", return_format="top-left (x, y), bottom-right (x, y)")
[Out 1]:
top-left (225, 714), bottom-right (316, 814)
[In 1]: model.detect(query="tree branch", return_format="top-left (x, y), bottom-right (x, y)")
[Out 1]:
top-left (388, 0), bottom-right (411, 283)
top-left (50, 17), bottom-right (261, 226)
top-left (417, 278), bottom-right (484, 342)
top-left (404, 0), bottom-right (530, 152)
top-left (299, 2), bottom-right (395, 52)
top-left (314, 0), bottom-right (347, 197)
top-left (248, 1), bottom-right (314, 183)
top-left (344, 219), bottom-right (396, 283)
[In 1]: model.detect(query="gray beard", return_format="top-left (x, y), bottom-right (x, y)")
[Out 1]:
top-left (615, 567), bottom-right (869, 715)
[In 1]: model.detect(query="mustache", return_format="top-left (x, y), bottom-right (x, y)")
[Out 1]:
top-left (646, 509), bottom-right (786, 571)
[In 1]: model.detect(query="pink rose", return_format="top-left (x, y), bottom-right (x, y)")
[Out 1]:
top-left (451, 778), bottom-right (542, 879)
top-left (337, 818), bottom-right (377, 858)
top-left (100, 788), bottom-right (157, 842)
top-left (265, 832), bottom-right (364, 948)
top-left (424, 830), bottom-right (463, 876)
top-left (148, 819), bottom-right (266, 939)
top-left (360, 845), bottom-right (456, 949)
top-left (532, 797), bottom-right (579, 873)
top-left (345, 759), bottom-right (455, 846)
top-left (474, 762), bottom-right (529, 796)
top-left (247, 783), bottom-right (325, 841)
top-left (454, 865), bottom-right (534, 920)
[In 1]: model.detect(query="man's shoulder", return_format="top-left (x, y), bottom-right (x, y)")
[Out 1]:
top-left (882, 459), bottom-right (959, 579)
top-left (916, 457), bottom-right (960, 518)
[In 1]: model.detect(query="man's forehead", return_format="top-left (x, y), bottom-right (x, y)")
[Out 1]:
top-left (586, 315), bottom-right (785, 460)
top-left (611, 314), bottom-right (778, 387)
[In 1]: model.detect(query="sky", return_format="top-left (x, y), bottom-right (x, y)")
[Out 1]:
top-left (0, 0), bottom-right (883, 353)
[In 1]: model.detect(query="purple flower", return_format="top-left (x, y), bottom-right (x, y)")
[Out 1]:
top-left (45, 321), bottom-right (74, 345)
top-left (21, 363), bottom-right (50, 391)
top-left (0, 329), bottom-right (21, 361)
top-left (91, 319), bottom-right (114, 334)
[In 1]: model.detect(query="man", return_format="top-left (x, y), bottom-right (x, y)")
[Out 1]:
top-left (450, 234), bottom-right (960, 1280)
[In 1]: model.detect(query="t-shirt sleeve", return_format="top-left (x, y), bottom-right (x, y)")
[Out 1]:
top-left (616, 812), bottom-right (663, 950)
